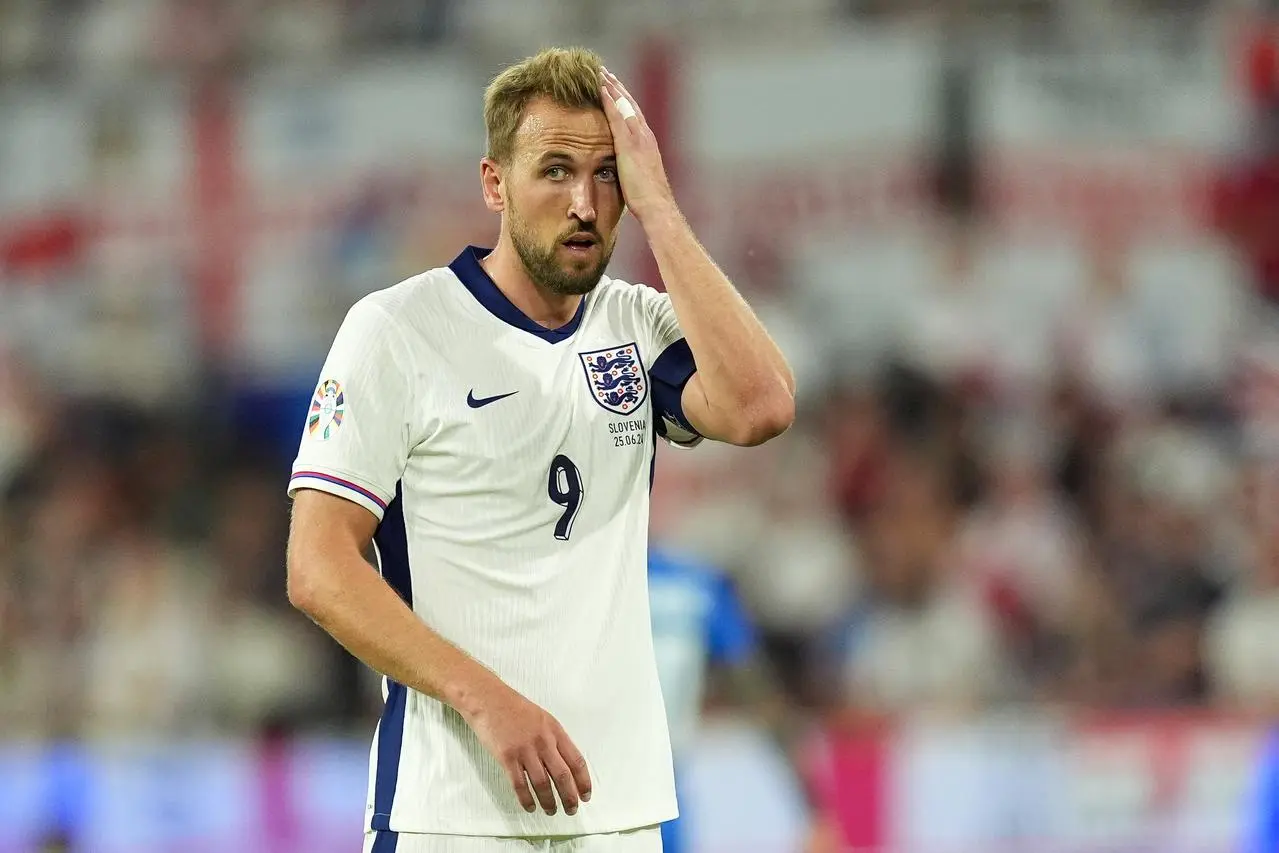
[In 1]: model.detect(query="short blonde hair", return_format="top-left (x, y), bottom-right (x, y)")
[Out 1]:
top-left (484, 47), bottom-right (605, 164)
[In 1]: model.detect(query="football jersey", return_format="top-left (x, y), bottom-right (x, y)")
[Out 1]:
top-left (288, 246), bottom-right (702, 837)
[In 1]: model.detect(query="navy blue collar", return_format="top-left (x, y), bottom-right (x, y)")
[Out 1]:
top-left (448, 245), bottom-right (586, 344)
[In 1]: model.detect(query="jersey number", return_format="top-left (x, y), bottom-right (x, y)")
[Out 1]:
top-left (547, 454), bottom-right (583, 540)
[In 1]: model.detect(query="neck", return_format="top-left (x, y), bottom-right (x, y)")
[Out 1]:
top-left (479, 236), bottom-right (582, 328)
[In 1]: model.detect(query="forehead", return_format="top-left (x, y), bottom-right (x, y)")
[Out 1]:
top-left (513, 96), bottom-right (613, 161)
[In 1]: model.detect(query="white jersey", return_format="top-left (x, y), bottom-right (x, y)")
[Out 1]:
top-left (288, 246), bottom-right (702, 837)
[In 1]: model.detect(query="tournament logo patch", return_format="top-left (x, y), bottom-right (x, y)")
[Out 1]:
top-left (579, 342), bottom-right (648, 415)
top-left (308, 379), bottom-right (345, 441)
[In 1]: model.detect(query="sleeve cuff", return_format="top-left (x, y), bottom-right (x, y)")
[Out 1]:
top-left (288, 469), bottom-right (391, 521)
top-left (651, 339), bottom-right (702, 447)
top-left (651, 338), bottom-right (697, 388)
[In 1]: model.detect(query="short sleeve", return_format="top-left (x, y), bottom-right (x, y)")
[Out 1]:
top-left (288, 298), bottom-right (412, 521)
top-left (640, 287), bottom-right (702, 447)
top-left (706, 573), bottom-right (758, 667)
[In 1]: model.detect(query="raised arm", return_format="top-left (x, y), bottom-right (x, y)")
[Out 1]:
top-left (600, 68), bottom-right (795, 447)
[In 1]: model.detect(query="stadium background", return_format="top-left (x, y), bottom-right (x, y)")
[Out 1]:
top-left (4, 1), bottom-right (1279, 851)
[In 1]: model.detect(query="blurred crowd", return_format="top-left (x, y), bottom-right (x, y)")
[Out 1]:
top-left (0, 0), bottom-right (1237, 78)
top-left (4, 0), bottom-right (1279, 751)
top-left (654, 212), bottom-right (1279, 722)
top-left (0, 390), bottom-right (354, 738)
top-left (0, 0), bottom-right (455, 74)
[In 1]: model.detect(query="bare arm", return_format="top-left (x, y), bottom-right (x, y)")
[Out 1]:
top-left (286, 489), bottom-right (591, 815)
top-left (645, 211), bottom-right (795, 446)
top-left (286, 489), bottom-right (495, 713)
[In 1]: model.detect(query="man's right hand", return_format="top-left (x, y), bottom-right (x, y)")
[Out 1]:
top-left (460, 679), bottom-right (593, 816)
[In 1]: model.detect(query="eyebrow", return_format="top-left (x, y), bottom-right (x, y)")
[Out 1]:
top-left (537, 151), bottom-right (617, 165)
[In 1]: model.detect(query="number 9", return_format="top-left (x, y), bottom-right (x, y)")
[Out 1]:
top-left (547, 454), bottom-right (584, 541)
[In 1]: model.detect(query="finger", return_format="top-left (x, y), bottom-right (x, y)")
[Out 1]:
top-left (598, 69), bottom-right (622, 102)
top-left (598, 74), bottom-right (640, 130)
top-left (602, 68), bottom-right (646, 125)
top-left (555, 729), bottom-right (593, 803)
top-left (542, 751), bottom-right (581, 816)
top-left (598, 76), bottom-right (634, 134)
top-left (523, 752), bottom-right (558, 815)
top-left (505, 760), bottom-right (537, 813)
top-left (614, 96), bottom-right (639, 123)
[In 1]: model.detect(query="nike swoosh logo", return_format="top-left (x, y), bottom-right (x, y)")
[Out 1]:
top-left (467, 390), bottom-right (519, 409)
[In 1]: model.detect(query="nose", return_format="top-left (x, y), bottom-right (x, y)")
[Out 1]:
top-left (568, 176), bottom-right (597, 224)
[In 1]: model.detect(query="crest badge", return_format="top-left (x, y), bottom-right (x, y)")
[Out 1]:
top-left (579, 343), bottom-right (648, 416)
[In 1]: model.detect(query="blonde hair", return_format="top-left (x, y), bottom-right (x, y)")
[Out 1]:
top-left (484, 47), bottom-right (605, 164)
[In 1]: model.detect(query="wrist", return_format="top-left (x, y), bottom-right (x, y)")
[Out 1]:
top-left (443, 665), bottom-right (500, 721)
top-left (634, 200), bottom-right (685, 239)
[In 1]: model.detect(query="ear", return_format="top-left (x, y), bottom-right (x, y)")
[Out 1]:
top-left (480, 157), bottom-right (505, 214)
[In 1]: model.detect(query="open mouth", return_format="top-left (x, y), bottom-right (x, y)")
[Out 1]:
top-left (562, 234), bottom-right (598, 252)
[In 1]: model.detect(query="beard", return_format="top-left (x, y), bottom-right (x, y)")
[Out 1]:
top-left (509, 210), bottom-right (613, 297)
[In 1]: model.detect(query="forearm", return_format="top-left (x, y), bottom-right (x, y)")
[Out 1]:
top-left (643, 207), bottom-right (795, 401)
top-left (288, 553), bottom-right (499, 717)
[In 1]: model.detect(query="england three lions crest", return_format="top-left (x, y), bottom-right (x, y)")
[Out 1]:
top-left (579, 343), bottom-right (648, 415)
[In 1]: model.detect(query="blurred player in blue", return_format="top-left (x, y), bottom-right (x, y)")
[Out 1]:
top-left (1251, 728), bottom-right (1279, 853)
top-left (647, 546), bottom-right (783, 853)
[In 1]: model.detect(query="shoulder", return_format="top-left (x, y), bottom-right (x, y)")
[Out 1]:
top-left (592, 275), bottom-right (666, 311)
top-left (586, 276), bottom-right (672, 345)
top-left (360, 266), bottom-right (454, 318)
top-left (349, 266), bottom-right (461, 342)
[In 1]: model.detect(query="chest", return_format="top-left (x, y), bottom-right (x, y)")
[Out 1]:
top-left (408, 324), bottom-right (656, 504)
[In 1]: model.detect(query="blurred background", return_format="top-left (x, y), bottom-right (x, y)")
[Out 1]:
top-left (4, 0), bottom-right (1279, 851)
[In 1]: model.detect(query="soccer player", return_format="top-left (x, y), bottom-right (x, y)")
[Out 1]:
top-left (285, 47), bottom-right (795, 853)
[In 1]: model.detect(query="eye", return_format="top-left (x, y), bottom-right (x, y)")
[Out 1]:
top-left (545, 165), bottom-right (568, 180)
top-left (596, 167), bottom-right (617, 183)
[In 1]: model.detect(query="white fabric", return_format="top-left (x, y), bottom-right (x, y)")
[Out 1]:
top-left (362, 826), bottom-right (661, 853)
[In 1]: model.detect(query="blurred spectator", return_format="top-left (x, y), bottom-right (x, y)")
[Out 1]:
top-left (1205, 516), bottom-right (1279, 714)
top-left (827, 450), bottom-right (1011, 716)
top-left (1102, 422), bottom-right (1231, 705)
top-left (203, 467), bottom-right (333, 730)
top-left (823, 385), bottom-right (892, 524)
top-left (902, 219), bottom-right (995, 393)
top-left (0, 353), bottom-right (46, 491)
top-left (730, 431), bottom-right (863, 703)
top-left (955, 413), bottom-right (1085, 684)
top-left (1061, 234), bottom-right (1153, 413)
top-left (81, 521), bottom-right (211, 738)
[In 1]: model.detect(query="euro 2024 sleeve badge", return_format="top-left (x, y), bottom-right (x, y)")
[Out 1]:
top-left (308, 379), bottom-right (345, 441)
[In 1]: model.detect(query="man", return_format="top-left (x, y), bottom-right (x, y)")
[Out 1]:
top-left (285, 47), bottom-right (794, 853)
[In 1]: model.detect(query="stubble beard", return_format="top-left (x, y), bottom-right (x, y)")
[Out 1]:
top-left (508, 209), bottom-right (612, 297)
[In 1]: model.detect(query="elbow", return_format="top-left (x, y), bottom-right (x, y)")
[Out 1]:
top-left (730, 389), bottom-right (795, 447)
top-left (286, 551), bottom-right (323, 617)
